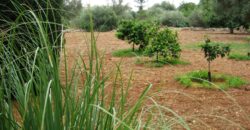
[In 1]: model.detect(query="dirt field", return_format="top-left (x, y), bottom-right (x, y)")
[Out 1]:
top-left (62, 29), bottom-right (250, 129)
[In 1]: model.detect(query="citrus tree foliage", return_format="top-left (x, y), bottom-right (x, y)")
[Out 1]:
top-left (116, 20), bottom-right (180, 60)
top-left (146, 28), bottom-right (181, 61)
top-left (116, 20), bottom-right (159, 51)
top-left (116, 20), bottom-right (134, 40)
top-left (201, 39), bottom-right (230, 82)
top-left (116, 20), bottom-right (135, 50)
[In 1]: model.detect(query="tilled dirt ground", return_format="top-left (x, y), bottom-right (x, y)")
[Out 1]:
top-left (61, 29), bottom-right (250, 130)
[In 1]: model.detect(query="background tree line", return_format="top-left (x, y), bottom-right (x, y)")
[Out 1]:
top-left (62, 0), bottom-right (250, 33)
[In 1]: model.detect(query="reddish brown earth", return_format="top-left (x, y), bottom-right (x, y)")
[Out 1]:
top-left (61, 29), bottom-right (250, 130)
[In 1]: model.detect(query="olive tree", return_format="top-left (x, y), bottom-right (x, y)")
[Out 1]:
top-left (201, 39), bottom-right (230, 82)
top-left (212, 0), bottom-right (250, 33)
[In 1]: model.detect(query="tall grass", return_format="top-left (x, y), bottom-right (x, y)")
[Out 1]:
top-left (0, 1), bottom-right (155, 130)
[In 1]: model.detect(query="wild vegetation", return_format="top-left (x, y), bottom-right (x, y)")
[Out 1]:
top-left (1, 0), bottom-right (250, 129)
top-left (176, 70), bottom-right (247, 90)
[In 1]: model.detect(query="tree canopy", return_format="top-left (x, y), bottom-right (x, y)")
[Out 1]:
top-left (178, 2), bottom-right (197, 17)
top-left (218, 0), bottom-right (250, 32)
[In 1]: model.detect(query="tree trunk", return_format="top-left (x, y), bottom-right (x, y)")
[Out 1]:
top-left (208, 61), bottom-right (212, 82)
top-left (132, 43), bottom-right (135, 52)
top-left (156, 51), bottom-right (159, 62)
top-left (230, 28), bottom-right (234, 34)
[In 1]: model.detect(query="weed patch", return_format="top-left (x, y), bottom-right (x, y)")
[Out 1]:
top-left (136, 58), bottom-right (190, 68)
top-left (176, 70), bottom-right (248, 90)
top-left (112, 48), bottom-right (145, 57)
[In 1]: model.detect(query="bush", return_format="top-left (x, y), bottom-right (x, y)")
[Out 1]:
top-left (116, 20), bottom-right (134, 40)
top-left (117, 10), bottom-right (134, 20)
top-left (188, 9), bottom-right (206, 27)
top-left (178, 2), bottom-right (197, 17)
top-left (160, 11), bottom-right (188, 27)
top-left (73, 6), bottom-right (118, 31)
top-left (151, 1), bottom-right (176, 11)
top-left (145, 7), bottom-right (165, 22)
top-left (145, 28), bottom-right (181, 61)
top-left (112, 2), bottom-right (133, 20)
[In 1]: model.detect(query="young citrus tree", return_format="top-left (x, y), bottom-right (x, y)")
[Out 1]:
top-left (127, 21), bottom-right (149, 51)
top-left (145, 28), bottom-right (181, 62)
top-left (116, 20), bottom-right (134, 40)
top-left (116, 20), bottom-right (136, 51)
top-left (201, 39), bottom-right (230, 82)
top-left (116, 20), bottom-right (158, 51)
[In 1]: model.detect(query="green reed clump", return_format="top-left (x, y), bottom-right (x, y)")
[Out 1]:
top-left (0, 1), bottom-right (153, 130)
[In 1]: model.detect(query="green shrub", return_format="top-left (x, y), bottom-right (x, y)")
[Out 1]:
top-left (160, 11), bottom-right (188, 27)
top-left (145, 28), bottom-right (181, 61)
top-left (141, 2), bottom-right (176, 23)
top-left (74, 6), bottom-right (118, 31)
top-left (145, 7), bottom-right (165, 23)
top-left (188, 9), bottom-right (206, 27)
top-left (152, 1), bottom-right (176, 11)
top-left (116, 20), bottom-right (134, 40)
top-left (111, 2), bottom-right (133, 20)
top-left (178, 2), bottom-right (197, 17)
